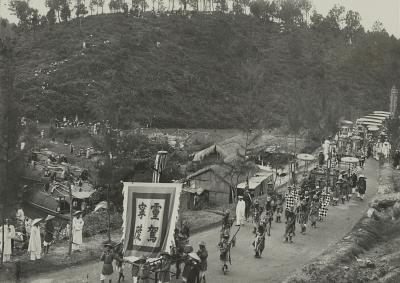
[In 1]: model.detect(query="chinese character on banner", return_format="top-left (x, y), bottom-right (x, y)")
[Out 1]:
top-left (132, 198), bottom-right (165, 248)
top-left (122, 183), bottom-right (182, 260)
top-left (138, 202), bottom-right (147, 219)
top-left (147, 225), bottom-right (159, 242)
top-left (151, 203), bottom-right (162, 220)
top-left (134, 224), bottom-right (143, 241)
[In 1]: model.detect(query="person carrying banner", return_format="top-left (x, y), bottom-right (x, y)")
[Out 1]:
top-left (186, 253), bottom-right (201, 283)
top-left (243, 189), bottom-right (252, 221)
top-left (275, 193), bottom-right (284, 223)
top-left (357, 174), bottom-right (367, 200)
top-left (297, 198), bottom-right (308, 234)
top-left (263, 202), bottom-right (274, 237)
top-left (43, 215), bottom-right (55, 254)
top-left (253, 224), bottom-right (266, 258)
top-left (252, 199), bottom-right (262, 234)
top-left (138, 258), bottom-right (151, 283)
top-left (157, 252), bottom-right (172, 283)
top-left (284, 208), bottom-right (296, 243)
top-left (309, 195), bottom-right (320, 228)
top-left (218, 233), bottom-right (231, 274)
top-left (114, 242), bottom-right (125, 283)
top-left (197, 242), bottom-right (208, 283)
top-left (100, 243), bottom-right (122, 283)
top-left (132, 256), bottom-right (146, 283)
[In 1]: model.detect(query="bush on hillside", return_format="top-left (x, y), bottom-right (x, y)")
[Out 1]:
top-left (83, 210), bottom-right (122, 237)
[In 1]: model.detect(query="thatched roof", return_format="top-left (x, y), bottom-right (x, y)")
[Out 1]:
top-left (184, 164), bottom-right (236, 185)
top-left (193, 132), bottom-right (306, 164)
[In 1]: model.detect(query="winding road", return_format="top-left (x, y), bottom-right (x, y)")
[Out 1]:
top-left (27, 159), bottom-right (379, 283)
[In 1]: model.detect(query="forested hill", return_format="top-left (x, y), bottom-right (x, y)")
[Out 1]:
top-left (6, 11), bottom-right (400, 131)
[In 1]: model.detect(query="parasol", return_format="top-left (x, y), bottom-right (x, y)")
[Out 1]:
top-left (341, 157), bottom-right (359, 164)
top-left (297, 154), bottom-right (315, 161)
top-left (341, 120), bottom-right (353, 125)
top-left (367, 126), bottom-right (379, 132)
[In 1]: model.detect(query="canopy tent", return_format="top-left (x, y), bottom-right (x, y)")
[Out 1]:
top-left (373, 111), bottom-right (391, 116)
top-left (357, 118), bottom-right (383, 124)
top-left (364, 116), bottom-right (386, 121)
top-left (358, 121), bottom-right (383, 127)
top-left (367, 126), bottom-right (380, 132)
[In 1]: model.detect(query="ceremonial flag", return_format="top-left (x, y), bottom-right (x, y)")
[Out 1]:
top-left (152, 151), bottom-right (168, 183)
top-left (94, 201), bottom-right (108, 212)
top-left (121, 182), bottom-right (182, 261)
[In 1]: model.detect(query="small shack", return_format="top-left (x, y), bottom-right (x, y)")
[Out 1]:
top-left (182, 164), bottom-right (246, 207)
top-left (237, 174), bottom-right (273, 197)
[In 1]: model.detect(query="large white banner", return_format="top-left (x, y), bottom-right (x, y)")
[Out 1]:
top-left (121, 182), bottom-right (181, 261)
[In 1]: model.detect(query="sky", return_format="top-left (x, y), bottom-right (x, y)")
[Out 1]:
top-left (0, 0), bottom-right (399, 38)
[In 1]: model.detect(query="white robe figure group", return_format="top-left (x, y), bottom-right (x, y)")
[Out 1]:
top-left (72, 211), bottom-right (84, 251)
top-left (28, 219), bottom-right (42, 261)
top-left (0, 220), bottom-right (16, 262)
top-left (236, 196), bottom-right (246, 226)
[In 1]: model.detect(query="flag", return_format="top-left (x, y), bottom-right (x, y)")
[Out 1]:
top-left (121, 182), bottom-right (182, 261)
top-left (94, 201), bottom-right (108, 212)
top-left (152, 151), bottom-right (168, 183)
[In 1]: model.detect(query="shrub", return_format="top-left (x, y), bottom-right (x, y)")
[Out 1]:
top-left (83, 210), bottom-right (122, 237)
top-left (55, 127), bottom-right (89, 140)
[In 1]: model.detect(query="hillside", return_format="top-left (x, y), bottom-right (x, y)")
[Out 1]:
top-left (9, 13), bottom-right (400, 130)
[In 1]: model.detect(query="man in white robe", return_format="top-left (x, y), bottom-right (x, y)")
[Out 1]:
top-left (0, 219), bottom-right (15, 262)
top-left (28, 219), bottom-right (42, 261)
top-left (72, 211), bottom-right (84, 251)
top-left (236, 196), bottom-right (246, 226)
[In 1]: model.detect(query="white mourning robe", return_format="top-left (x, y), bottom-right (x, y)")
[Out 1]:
top-left (0, 224), bottom-right (15, 261)
top-left (28, 225), bottom-right (41, 258)
top-left (236, 200), bottom-right (246, 225)
top-left (72, 217), bottom-right (84, 250)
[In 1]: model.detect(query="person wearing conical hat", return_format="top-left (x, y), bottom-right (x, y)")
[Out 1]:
top-left (72, 211), bottom-right (84, 251)
top-left (0, 219), bottom-right (15, 262)
top-left (43, 215), bottom-right (55, 254)
top-left (284, 208), bottom-right (295, 243)
top-left (186, 253), bottom-right (201, 283)
top-left (275, 193), bottom-right (284, 223)
top-left (158, 252), bottom-right (172, 283)
top-left (357, 174), bottom-right (367, 200)
top-left (100, 243), bottom-right (119, 283)
top-left (138, 256), bottom-right (151, 283)
top-left (196, 241), bottom-right (208, 283)
top-left (28, 218), bottom-right (42, 261)
top-left (132, 256), bottom-right (147, 283)
top-left (309, 195), bottom-right (320, 228)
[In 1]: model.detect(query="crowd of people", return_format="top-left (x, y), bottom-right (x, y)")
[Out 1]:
top-left (232, 148), bottom-right (369, 260)
top-left (0, 209), bottom-right (85, 263)
top-left (95, 221), bottom-right (208, 283)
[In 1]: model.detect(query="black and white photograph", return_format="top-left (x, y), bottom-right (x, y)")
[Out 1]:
top-left (0, 0), bottom-right (400, 282)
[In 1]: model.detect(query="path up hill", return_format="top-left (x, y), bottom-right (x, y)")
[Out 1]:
top-left (11, 13), bottom-right (400, 130)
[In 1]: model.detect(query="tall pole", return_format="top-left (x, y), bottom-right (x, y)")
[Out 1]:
top-left (1, 217), bottom-right (4, 267)
top-left (107, 184), bottom-right (111, 243)
top-left (68, 183), bottom-right (73, 256)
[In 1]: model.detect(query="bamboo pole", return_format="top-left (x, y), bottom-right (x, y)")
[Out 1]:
top-left (68, 183), bottom-right (73, 256)
top-left (1, 217), bottom-right (4, 267)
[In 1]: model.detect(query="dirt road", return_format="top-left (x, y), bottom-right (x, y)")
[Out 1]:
top-left (27, 160), bottom-right (379, 283)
